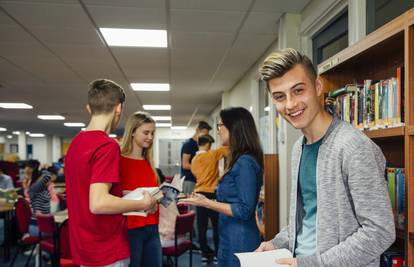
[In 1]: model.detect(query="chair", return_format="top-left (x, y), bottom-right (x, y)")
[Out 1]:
top-left (58, 219), bottom-right (79, 267)
top-left (176, 203), bottom-right (189, 215)
top-left (162, 211), bottom-right (195, 267)
top-left (36, 213), bottom-right (59, 267)
top-left (10, 198), bottom-right (39, 267)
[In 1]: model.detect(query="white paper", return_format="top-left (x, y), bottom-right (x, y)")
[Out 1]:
top-left (122, 187), bottom-right (159, 216)
top-left (235, 249), bottom-right (293, 267)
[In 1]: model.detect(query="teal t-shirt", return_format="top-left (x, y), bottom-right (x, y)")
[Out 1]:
top-left (295, 137), bottom-right (323, 256)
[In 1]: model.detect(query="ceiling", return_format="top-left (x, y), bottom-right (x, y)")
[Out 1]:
top-left (0, 0), bottom-right (310, 137)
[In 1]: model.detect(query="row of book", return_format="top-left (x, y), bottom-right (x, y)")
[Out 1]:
top-left (386, 167), bottom-right (405, 231)
top-left (325, 67), bottom-right (404, 130)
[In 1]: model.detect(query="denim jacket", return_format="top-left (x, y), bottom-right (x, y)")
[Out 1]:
top-left (216, 154), bottom-right (263, 266)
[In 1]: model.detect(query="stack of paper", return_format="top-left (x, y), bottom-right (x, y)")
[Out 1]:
top-left (234, 249), bottom-right (293, 267)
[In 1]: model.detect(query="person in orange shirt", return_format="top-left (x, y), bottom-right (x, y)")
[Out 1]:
top-left (191, 134), bottom-right (228, 264)
top-left (120, 111), bottom-right (161, 267)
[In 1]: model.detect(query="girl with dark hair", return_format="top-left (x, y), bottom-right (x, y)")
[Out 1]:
top-left (181, 107), bottom-right (264, 267)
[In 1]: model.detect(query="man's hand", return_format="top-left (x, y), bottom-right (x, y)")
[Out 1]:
top-left (142, 191), bottom-right (157, 211)
top-left (255, 241), bottom-right (275, 252)
top-left (276, 258), bottom-right (297, 267)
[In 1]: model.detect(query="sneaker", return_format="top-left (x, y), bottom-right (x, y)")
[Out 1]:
top-left (213, 256), bottom-right (218, 264)
top-left (201, 256), bottom-right (209, 265)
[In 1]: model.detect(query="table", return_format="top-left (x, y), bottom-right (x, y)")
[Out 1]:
top-left (0, 203), bottom-right (14, 262)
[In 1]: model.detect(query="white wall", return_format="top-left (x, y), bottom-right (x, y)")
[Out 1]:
top-left (153, 127), bottom-right (196, 168)
top-left (1, 134), bottom-right (62, 164)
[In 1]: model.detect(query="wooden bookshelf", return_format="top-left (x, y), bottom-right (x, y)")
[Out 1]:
top-left (318, 8), bottom-right (414, 265)
top-left (364, 127), bottom-right (405, 139)
top-left (407, 125), bottom-right (414, 136)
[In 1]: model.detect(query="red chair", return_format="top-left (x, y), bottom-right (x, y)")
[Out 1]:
top-left (59, 219), bottom-right (79, 267)
top-left (10, 198), bottom-right (39, 267)
top-left (36, 213), bottom-right (59, 267)
top-left (177, 203), bottom-right (189, 215)
top-left (162, 211), bottom-right (196, 267)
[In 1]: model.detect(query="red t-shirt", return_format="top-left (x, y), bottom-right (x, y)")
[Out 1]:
top-left (65, 131), bottom-right (130, 266)
top-left (120, 156), bottom-right (159, 228)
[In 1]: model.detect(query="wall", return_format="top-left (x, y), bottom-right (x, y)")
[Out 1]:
top-left (153, 127), bottom-right (196, 168)
top-left (1, 134), bottom-right (62, 164)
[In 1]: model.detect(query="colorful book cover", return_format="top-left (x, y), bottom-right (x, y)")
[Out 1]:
top-left (387, 168), bottom-right (396, 214)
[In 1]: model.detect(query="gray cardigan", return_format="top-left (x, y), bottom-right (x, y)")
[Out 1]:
top-left (271, 118), bottom-right (395, 267)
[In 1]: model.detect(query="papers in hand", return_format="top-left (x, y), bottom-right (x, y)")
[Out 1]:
top-left (234, 249), bottom-right (293, 267)
top-left (122, 187), bottom-right (161, 216)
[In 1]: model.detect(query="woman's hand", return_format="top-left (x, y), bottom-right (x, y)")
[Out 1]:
top-left (179, 193), bottom-right (210, 207)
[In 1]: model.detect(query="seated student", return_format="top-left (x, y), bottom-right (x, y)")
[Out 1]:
top-left (22, 160), bottom-right (41, 202)
top-left (191, 134), bottom-right (228, 264)
top-left (28, 166), bottom-right (58, 236)
top-left (0, 168), bottom-right (14, 190)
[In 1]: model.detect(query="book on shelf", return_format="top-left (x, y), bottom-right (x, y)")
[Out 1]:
top-left (324, 67), bottom-right (404, 131)
top-left (122, 174), bottom-right (185, 216)
top-left (386, 167), bottom-right (405, 230)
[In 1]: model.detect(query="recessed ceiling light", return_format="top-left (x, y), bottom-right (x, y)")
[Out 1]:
top-left (37, 115), bottom-right (65, 120)
top-left (64, 122), bottom-right (85, 127)
top-left (6, 135), bottom-right (12, 139)
top-left (25, 131), bottom-right (30, 135)
top-left (156, 123), bottom-right (172, 127)
top-left (109, 134), bottom-right (117, 138)
top-left (0, 103), bottom-right (32, 109)
top-left (171, 126), bottom-right (187, 130)
top-left (143, 105), bottom-right (171, 111)
top-left (0, 127), bottom-right (6, 132)
top-left (100, 28), bottom-right (167, 47)
top-left (152, 116), bottom-right (171, 121)
top-left (131, 83), bottom-right (170, 92)
top-left (264, 106), bottom-right (270, 112)
top-left (29, 133), bottom-right (45, 138)
top-left (12, 131), bottom-right (20, 135)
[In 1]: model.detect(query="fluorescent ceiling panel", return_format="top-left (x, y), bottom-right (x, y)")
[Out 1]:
top-left (143, 105), bottom-right (171, 110)
top-left (156, 123), bottom-right (172, 127)
top-left (37, 115), bottom-right (65, 120)
top-left (131, 83), bottom-right (170, 91)
top-left (171, 126), bottom-right (187, 130)
top-left (64, 122), bottom-right (85, 127)
top-left (100, 28), bottom-right (167, 47)
top-left (152, 116), bottom-right (171, 121)
top-left (0, 103), bottom-right (33, 109)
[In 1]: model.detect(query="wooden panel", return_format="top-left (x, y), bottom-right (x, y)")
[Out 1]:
top-left (407, 135), bottom-right (414, 265)
top-left (364, 126), bottom-right (405, 139)
top-left (264, 154), bottom-right (279, 241)
top-left (407, 125), bottom-right (414, 135)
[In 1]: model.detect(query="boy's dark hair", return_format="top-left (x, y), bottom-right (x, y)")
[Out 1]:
top-left (88, 79), bottom-right (126, 115)
top-left (47, 166), bottom-right (59, 176)
top-left (259, 48), bottom-right (317, 89)
top-left (197, 121), bottom-right (212, 131)
top-left (198, 134), bottom-right (215, 146)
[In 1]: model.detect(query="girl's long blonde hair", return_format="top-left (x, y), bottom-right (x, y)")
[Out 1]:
top-left (120, 111), bottom-right (159, 183)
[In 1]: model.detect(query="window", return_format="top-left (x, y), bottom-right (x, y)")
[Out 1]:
top-left (367, 0), bottom-right (414, 34)
top-left (312, 9), bottom-right (348, 65)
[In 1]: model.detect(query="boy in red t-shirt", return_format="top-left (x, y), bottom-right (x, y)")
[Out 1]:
top-left (65, 79), bottom-right (157, 267)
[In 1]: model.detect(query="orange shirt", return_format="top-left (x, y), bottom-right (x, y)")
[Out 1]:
top-left (120, 156), bottom-right (159, 229)
top-left (191, 147), bottom-right (229, 193)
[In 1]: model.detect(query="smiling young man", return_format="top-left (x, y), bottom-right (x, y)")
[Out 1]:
top-left (255, 48), bottom-right (395, 267)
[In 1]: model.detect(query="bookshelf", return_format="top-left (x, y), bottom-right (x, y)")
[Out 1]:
top-left (318, 7), bottom-right (414, 265)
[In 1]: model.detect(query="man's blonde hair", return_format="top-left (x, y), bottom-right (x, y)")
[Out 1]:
top-left (259, 48), bottom-right (317, 89)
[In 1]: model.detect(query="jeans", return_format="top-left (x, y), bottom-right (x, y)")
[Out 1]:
top-left (128, 225), bottom-right (162, 267)
top-left (196, 192), bottom-right (218, 257)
